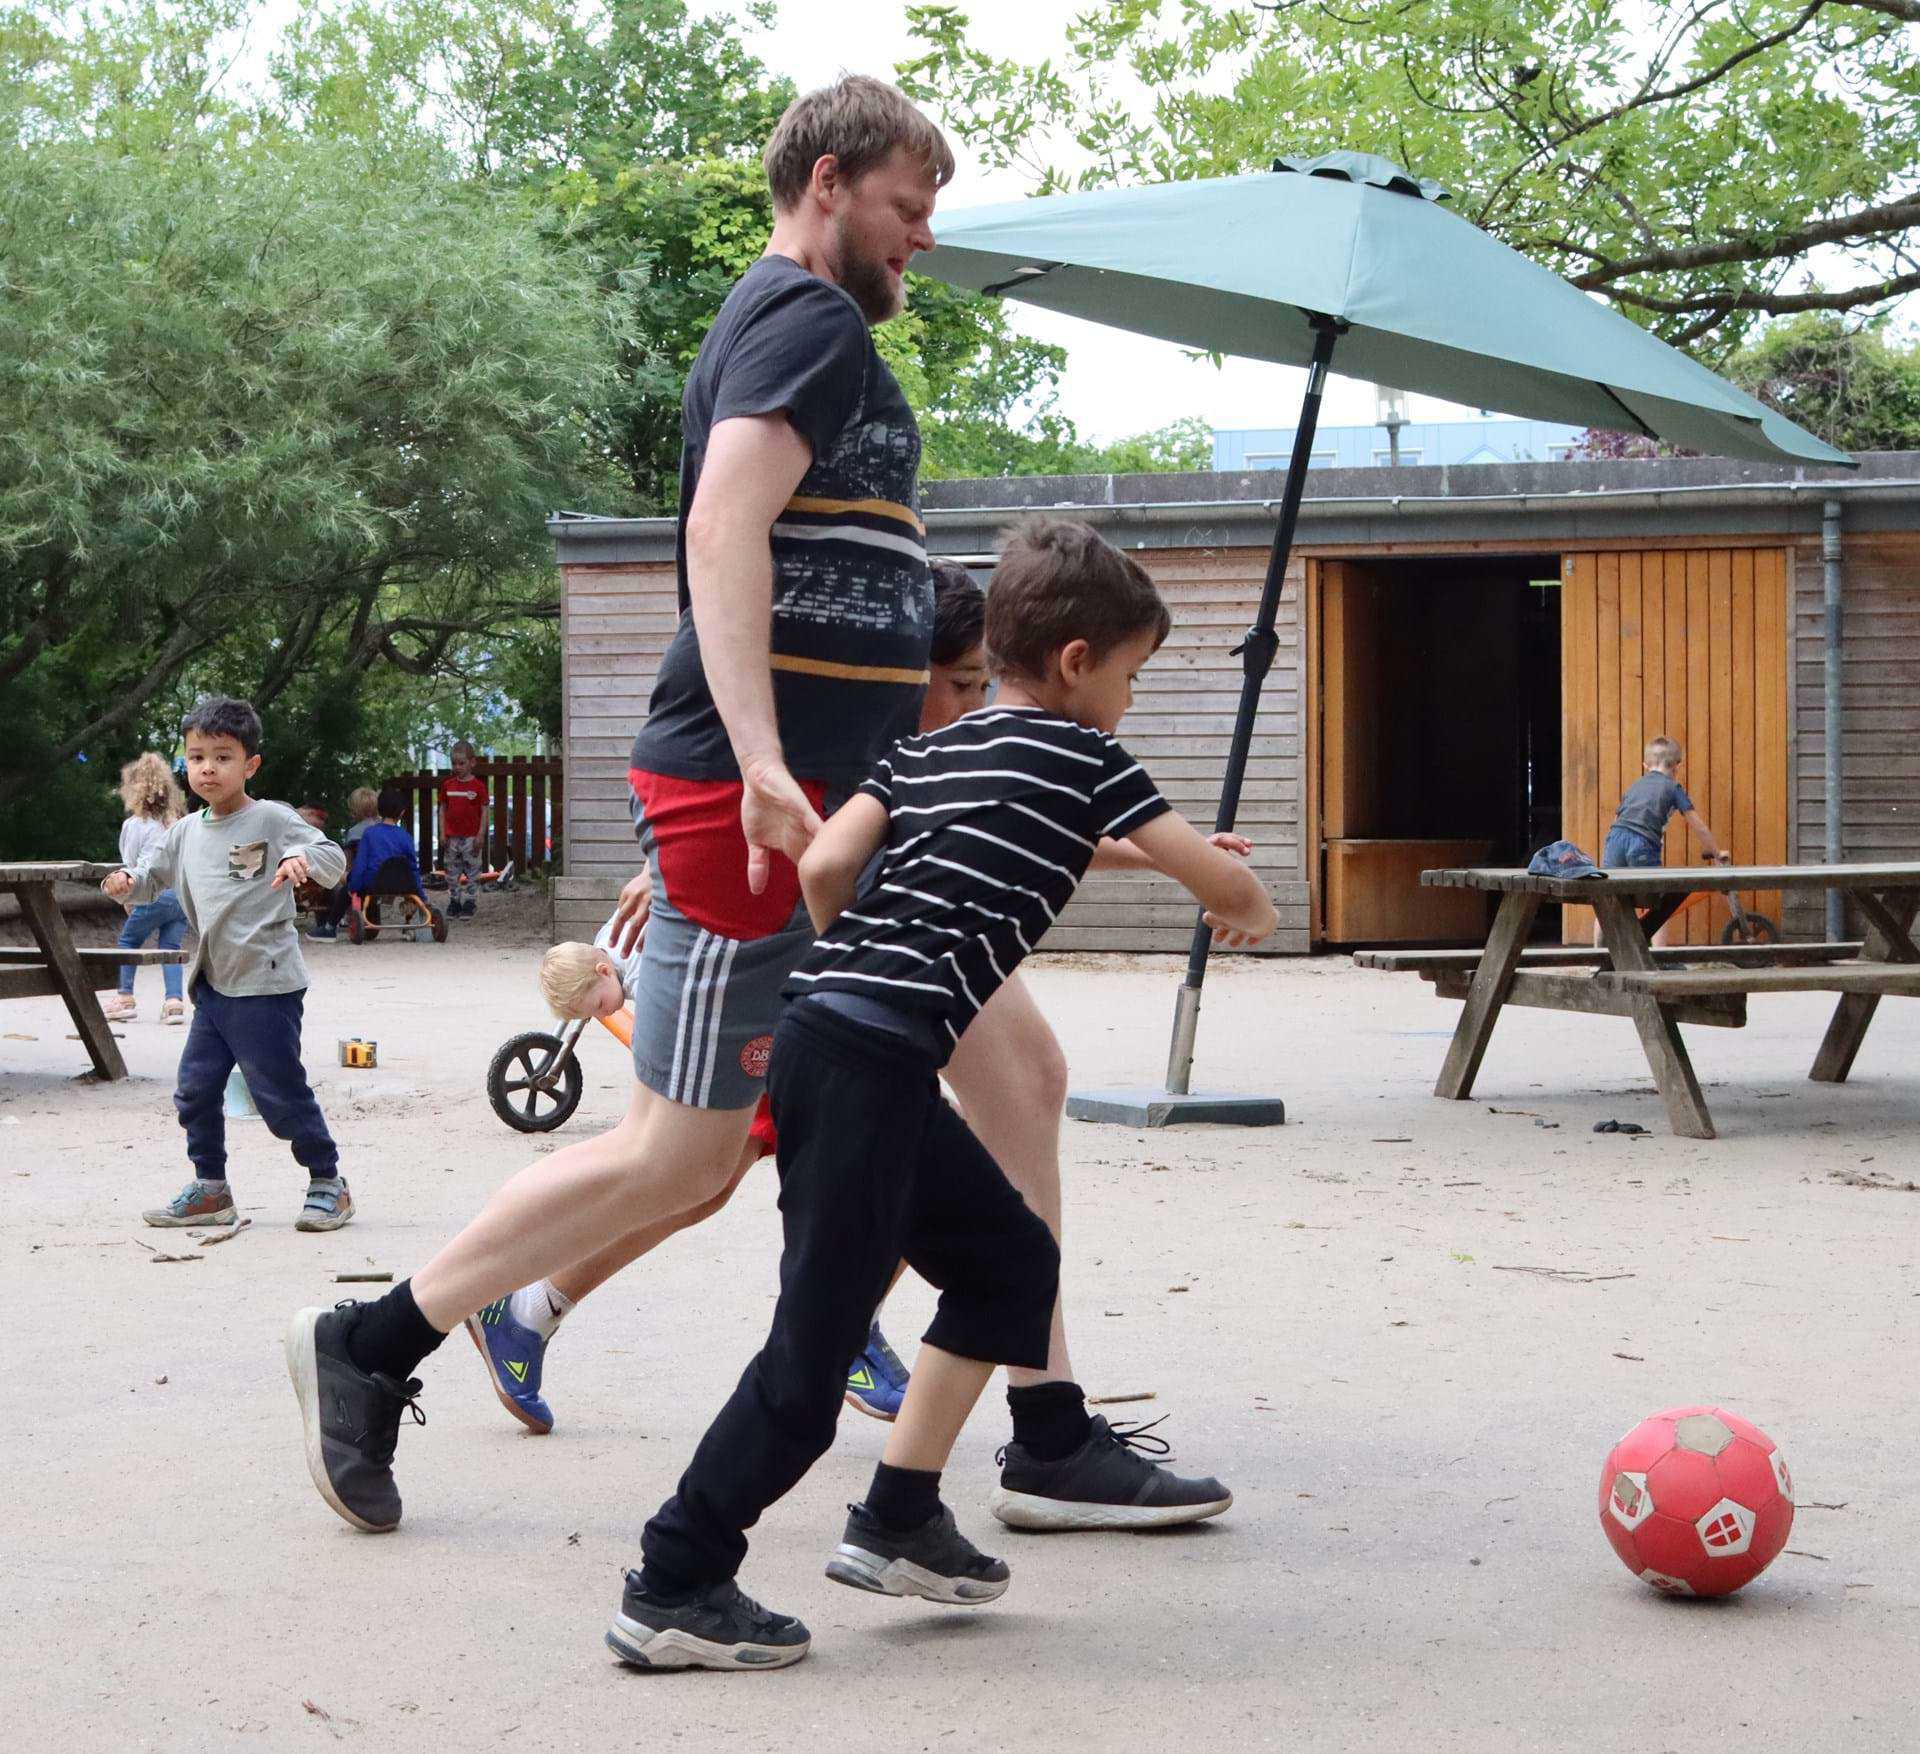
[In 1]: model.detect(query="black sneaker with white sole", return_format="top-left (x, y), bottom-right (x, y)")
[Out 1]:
top-left (825, 1502), bottom-right (1011, 1603)
top-left (990, 1415), bottom-right (1233, 1531)
top-left (606, 1575), bottom-right (811, 1671)
top-left (285, 1303), bottom-right (425, 1533)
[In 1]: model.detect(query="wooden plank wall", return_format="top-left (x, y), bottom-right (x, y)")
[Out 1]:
top-left (553, 550), bottom-right (1311, 952)
top-left (1787, 532), bottom-right (1920, 937)
top-left (1561, 548), bottom-right (1789, 944)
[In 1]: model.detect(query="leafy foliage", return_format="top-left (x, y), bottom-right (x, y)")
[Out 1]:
top-left (901, 0), bottom-right (1920, 356)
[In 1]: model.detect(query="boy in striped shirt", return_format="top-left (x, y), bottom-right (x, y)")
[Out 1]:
top-left (610, 518), bottom-right (1277, 1671)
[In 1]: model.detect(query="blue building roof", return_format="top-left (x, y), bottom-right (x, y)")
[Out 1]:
top-left (1213, 417), bottom-right (1589, 472)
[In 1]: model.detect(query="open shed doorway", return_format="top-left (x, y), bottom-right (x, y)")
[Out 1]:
top-left (1312, 555), bottom-right (1562, 946)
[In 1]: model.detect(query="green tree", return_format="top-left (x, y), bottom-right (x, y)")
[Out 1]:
top-left (0, 119), bottom-right (622, 838)
top-left (1726, 315), bottom-right (1920, 453)
top-left (901, 0), bottom-right (1920, 356)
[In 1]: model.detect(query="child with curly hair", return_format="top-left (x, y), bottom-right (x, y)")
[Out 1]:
top-left (104, 753), bottom-right (190, 1025)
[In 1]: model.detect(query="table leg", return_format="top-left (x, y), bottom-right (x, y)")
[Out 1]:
top-left (1811, 888), bottom-right (1919, 1084)
top-left (1593, 894), bottom-right (1714, 1140)
top-left (15, 882), bottom-right (127, 1081)
top-left (1435, 891), bottom-right (1539, 1100)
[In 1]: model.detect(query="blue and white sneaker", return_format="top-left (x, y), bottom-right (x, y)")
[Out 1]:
top-left (464, 1298), bottom-right (554, 1434)
top-left (844, 1322), bottom-right (911, 1422)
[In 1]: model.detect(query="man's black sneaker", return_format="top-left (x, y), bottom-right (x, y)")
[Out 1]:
top-left (989, 1415), bottom-right (1233, 1530)
top-left (285, 1303), bottom-right (425, 1533)
top-left (825, 1502), bottom-right (1011, 1603)
top-left (605, 1575), bottom-right (811, 1671)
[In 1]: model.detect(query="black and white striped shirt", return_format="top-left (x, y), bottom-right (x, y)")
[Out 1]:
top-left (787, 707), bottom-right (1170, 1048)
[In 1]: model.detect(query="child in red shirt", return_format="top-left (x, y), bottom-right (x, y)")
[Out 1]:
top-left (437, 741), bottom-right (489, 918)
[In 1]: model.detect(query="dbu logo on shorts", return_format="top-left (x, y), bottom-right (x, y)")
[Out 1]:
top-left (740, 1034), bottom-right (774, 1080)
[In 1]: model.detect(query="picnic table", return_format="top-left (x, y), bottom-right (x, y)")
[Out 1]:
top-left (1355, 862), bottom-right (1920, 1140)
top-left (0, 860), bottom-right (188, 1082)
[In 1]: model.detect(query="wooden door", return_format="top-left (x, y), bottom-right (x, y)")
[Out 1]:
top-left (1320, 560), bottom-right (1382, 840)
top-left (1561, 549), bottom-right (1789, 944)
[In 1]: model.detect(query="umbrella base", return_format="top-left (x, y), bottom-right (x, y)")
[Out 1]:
top-left (1064, 1086), bottom-right (1287, 1129)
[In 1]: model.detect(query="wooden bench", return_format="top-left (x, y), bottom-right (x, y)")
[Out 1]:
top-left (1353, 942), bottom-right (1861, 975)
top-left (0, 945), bottom-right (188, 1002)
top-left (1595, 963), bottom-right (1920, 999)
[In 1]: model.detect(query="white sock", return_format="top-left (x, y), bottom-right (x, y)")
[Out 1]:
top-left (510, 1279), bottom-right (573, 1342)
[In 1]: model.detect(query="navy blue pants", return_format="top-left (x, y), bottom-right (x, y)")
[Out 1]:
top-left (175, 980), bottom-right (338, 1182)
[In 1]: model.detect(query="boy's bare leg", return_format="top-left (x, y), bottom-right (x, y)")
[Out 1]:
top-left (880, 1344), bottom-right (994, 1471)
top-left (410, 1084), bottom-right (755, 1332)
top-left (546, 1135), bottom-right (762, 1306)
top-left (943, 973), bottom-right (1074, 1386)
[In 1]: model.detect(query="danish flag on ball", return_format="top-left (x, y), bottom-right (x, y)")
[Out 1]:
top-left (1598, 1406), bottom-right (1795, 1597)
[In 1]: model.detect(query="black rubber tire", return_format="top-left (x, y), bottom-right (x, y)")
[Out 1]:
top-left (1720, 911), bottom-right (1779, 947)
top-left (429, 907), bottom-right (448, 943)
top-left (346, 908), bottom-right (369, 945)
top-left (360, 898), bottom-right (383, 942)
top-left (487, 1032), bottom-right (584, 1133)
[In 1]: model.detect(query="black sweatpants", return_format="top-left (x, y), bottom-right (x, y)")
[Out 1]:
top-left (640, 998), bottom-right (1060, 1592)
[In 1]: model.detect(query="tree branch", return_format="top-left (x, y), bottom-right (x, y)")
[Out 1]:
top-left (0, 557), bottom-right (72, 693)
top-left (1833, 0), bottom-right (1920, 22)
top-left (1614, 267), bottom-right (1920, 318)
top-left (1570, 193), bottom-right (1920, 288)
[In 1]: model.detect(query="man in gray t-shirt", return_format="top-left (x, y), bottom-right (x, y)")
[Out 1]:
top-left (104, 697), bottom-right (354, 1234)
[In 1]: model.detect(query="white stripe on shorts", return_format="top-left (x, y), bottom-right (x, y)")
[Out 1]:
top-left (695, 936), bottom-right (739, 1107)
top-left (668, 928), bottom-right (712, 1101)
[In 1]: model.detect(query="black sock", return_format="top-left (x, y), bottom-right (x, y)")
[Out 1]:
top-left (342, 1279), bottom-right (448, 1381)
top-left (1008, 1381), bottom-right (1092, 1462)
top-left (864, 1462), bottom-right (942, 1532)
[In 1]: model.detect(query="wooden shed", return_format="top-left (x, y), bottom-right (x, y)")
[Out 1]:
top-left (550, 452), bottom-right (1920, 955)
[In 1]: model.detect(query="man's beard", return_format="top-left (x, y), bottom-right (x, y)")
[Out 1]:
top-left (831, 217), bottom-right (905, 324)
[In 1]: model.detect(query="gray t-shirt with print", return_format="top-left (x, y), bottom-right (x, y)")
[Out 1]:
top-left (126, 798), bottom-right (346, 998)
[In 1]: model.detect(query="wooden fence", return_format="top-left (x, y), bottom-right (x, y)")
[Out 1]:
top-left (381, 758), bottom-right (563, 876)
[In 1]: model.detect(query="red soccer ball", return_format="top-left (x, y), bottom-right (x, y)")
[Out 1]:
top-left (1598, 1406), bottom-right (1795, 1597)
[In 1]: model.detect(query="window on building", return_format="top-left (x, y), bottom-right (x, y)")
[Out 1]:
top-left (1372, 448), bottom-right (1422, 466)
top-left (1247, 449), bottom-right (1338, 469)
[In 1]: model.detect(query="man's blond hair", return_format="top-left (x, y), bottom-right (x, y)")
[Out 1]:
top-left (539, 941), bottom-right (607, 1019)
top-left (1644, 736), bottom-right (1683, 770)
top-left (762, 75), bottom-right (954, 212)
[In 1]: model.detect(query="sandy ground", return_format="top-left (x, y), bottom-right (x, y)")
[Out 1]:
top-left (3, 890), bottom-right (1917, 1751)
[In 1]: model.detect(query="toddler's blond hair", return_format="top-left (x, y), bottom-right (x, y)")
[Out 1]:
top-left (539, 940), bottom-right (608, 1018)
top-left (117, 752), bottom-right (185, 823)
top-left (347, 786), bottom-right (379, 821)
top-left (1644, 736), bottom-right (1683, 770)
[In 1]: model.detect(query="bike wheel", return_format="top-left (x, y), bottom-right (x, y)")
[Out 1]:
top-left (1720, 911), bottom-right (1779, 947)
top-left (486, 1031), bottom-right (583, 1133)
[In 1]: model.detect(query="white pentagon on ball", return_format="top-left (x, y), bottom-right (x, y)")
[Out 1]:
top-left (1607, 1470), bottom-right (1654, 1532)
top-left (1695, 1498), bottom-right (1756, 1556)
top-left (1672, 1413), bottom-right (1735, 1457)
top-left (1769, 1449), bottom-right (1793, 1499)
top-left (1639, 1569), bottom-right (1696, 1595)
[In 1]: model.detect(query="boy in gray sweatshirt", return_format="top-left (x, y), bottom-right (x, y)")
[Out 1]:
top-left (104, 697), bottom-right (354, 1231)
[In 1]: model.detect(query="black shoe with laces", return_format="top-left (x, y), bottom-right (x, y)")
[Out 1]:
top-left (606, 1575), bottom-right (811, 1671)
top-left (825, 1502), bottom-right (1010, 1603)
top-left (990, 1415), bottom-right (1233, 1531)
top-left (285, 1303), bottom-right (425, 1532)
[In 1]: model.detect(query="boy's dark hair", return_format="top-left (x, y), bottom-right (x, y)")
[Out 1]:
top-left (929, 559), bottom-right (986, 667)
top-left (762, 75), bottom-right (954, 212)
top-left (376, 786), bottom-right (407, 820)
top-left (985, 518), bottom-right (1171, 682)
top-left (180, 695), bottom-right (262, 756)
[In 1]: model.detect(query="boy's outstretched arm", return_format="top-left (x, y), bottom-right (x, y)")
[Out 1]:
top-left (1089, 830), bottom-right (1252, 872)
top-left (1124, 811), bottom-right (1278, 947)
top-left (798, 793), bottom-right (890, 934)
top-left (1682, 808), bottom-right (1727, 861)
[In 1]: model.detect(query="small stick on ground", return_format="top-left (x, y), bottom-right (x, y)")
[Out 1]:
top-left (1491, 1265), bottom-right (1635, 1284)
top-left (1087, 1391), bottom-right (1157, 1407)
top-left (134, 1240), bottom-right (202, 1265)
top-left (335, 1271), bottom-right (393, 1284)
top-left (198, 1218), bottom-right (252, 1247)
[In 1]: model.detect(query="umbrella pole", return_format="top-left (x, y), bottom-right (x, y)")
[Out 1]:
top-left (1066, 314), bottom-right (1342, 1129)
top-left (1166, 315), bottom-right (1344, 1094)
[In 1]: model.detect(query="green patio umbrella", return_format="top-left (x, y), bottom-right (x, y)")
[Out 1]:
top-left (917, 152), bottom-right (1853, 1125)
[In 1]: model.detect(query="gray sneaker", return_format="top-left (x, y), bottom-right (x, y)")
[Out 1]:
top-left (606, 1575), bottom-right (811, 1671)
top-left (142, 1180), bottom-right (237, 1228)
top-left (295, 1178), bottom-right (354, 1231)
top-left (989, 1415), bottom-right (1232, 1530)
top-left (285, 1303), bottom-right (423, 1533)
top-left (826, 1502), bottom-right (1010, 1604)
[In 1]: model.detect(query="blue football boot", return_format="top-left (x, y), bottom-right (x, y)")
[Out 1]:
top-left (844, 1321), bottom-right (911, 1422)
top-left (464, 1298), bottom-right (554, 1434)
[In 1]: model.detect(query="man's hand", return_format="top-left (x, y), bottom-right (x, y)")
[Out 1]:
top-left (271, 854), bottom-right (311, 890)
top-left (101, 870), bottom-right (134, 901)
top-left (741, 760), bottom-right (823, 895)
top-left (610, 864), bottom-right (654, 957)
